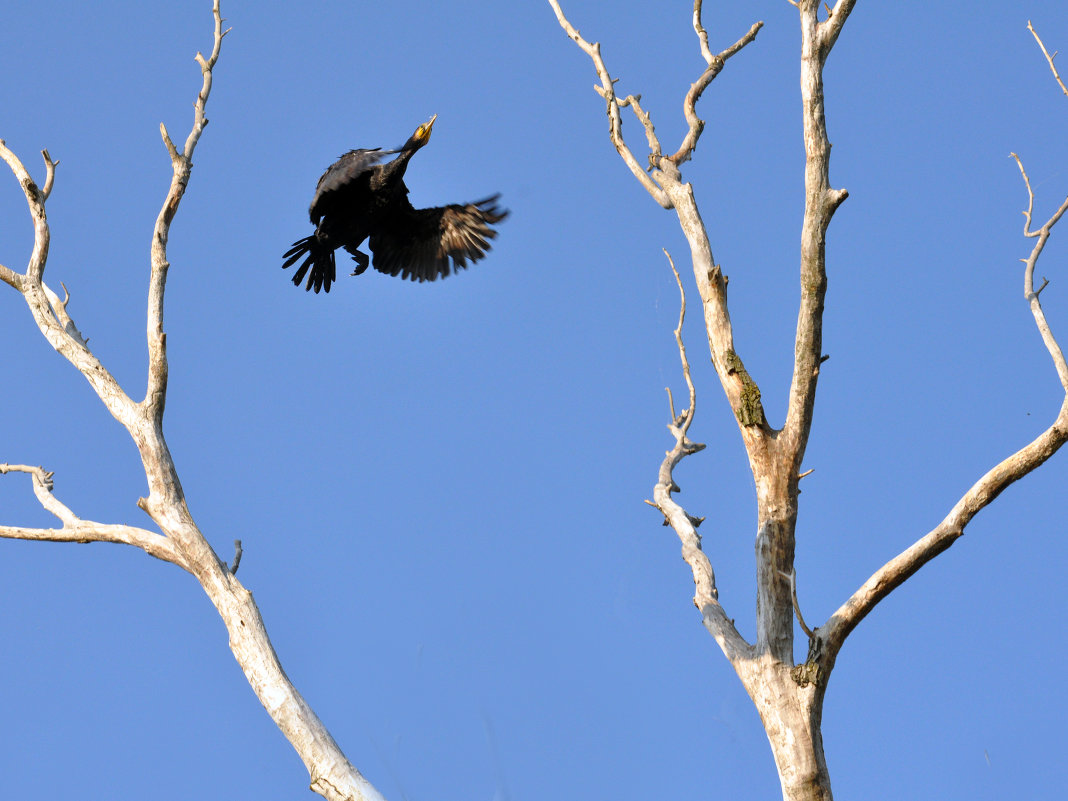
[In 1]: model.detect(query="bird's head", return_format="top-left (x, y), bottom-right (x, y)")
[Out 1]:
top-left (405, 114), bottom-right (437, 150)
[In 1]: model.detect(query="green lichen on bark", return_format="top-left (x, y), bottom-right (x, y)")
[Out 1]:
top-left (724, 349), bottom-right (765, 427)
top-left (791, 660), bottom-right (824, 688)
top-left (792, 634), bottom-right (825, 687)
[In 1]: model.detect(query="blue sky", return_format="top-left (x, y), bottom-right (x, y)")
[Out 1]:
top-left (1, 1), bottom-right (1066, 799)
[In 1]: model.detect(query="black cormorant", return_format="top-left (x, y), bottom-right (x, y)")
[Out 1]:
top-left (283, 115), bottom-right (508, 293)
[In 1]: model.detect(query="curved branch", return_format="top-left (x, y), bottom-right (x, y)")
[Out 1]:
top-left (821, 402), bottom-right (1068, 657)
top-left (667, 20), bottom-right (764, 166)
top-left (650, 252), bottom-right (751, 663)
top-left (145, 0), bottom-right (230, 419)
top-left (0, 142), bottom-right (52, 285)
top-left (3, 6), bottom-right (389, 800)
top-left (40, 149), bottom-right (58, 200)
top-left (824, 58), bottom-right (1068, 657)
top-left (0, 464), bottom-right (185, 567)
top-left (1012, 155), bottom-right (1068, 391)
top-left (547, 0), bottom-right (671, 207)
top-left (0, 141), bottom-right (137, 420)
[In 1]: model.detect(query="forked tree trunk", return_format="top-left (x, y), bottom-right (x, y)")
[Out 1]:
top-left (548, 3), bottom-right (1068, 800)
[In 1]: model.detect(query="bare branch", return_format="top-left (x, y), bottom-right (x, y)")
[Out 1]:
top-left (667, 20), bottom-right (764, 165)
top-left (40, 149), bottom-right (57, 200)
top-left (615, 93), bottom-right (663, 168)
top-left (665, 385), bottom-right (677, 422)
top-left (1028, 21), bottom-right (1068, 98)
top-left (822, 403), bottom-right (1068, 656)
top-left (0, 463), bottom-right (54, 492)
top-left (668, 250), bottom-right (697, 435)
top-left (0, 139), bottom-right (51, 284)
top-left (817, 0), bottom-right (859, 56)
top-left (779, 568), bottom-right (814, 639)
top-left (692, 1), bottom-right (714, 64)
top-left (1011, 155), bottom-right (1068, 391)
top-left (5, 6), bottom-right (389, 799)
top-left (0, 140), bottom-right (136, 419)
top-left (825, 66), bottom-right (1068, 653)
top-left (650, 251), bottom-right (751, 662)
top-left (781, 1), bottom-right (851, 465)
top-left (0, 464), bottom-right (185, 566)
top-left (160, 122), bottom-right (179, 162)
top-left (548, 0), bottom-right (770, 451)
top-left (1011, 152), bottom-right (1038, 236)
top-left (145, 0), bottom-right (229, 419)
top-left (42, 281), bottom-right (90, 347)
top-left (0, 260), bottom-right (21, 290)
top-left (547, 0), bottom-right (671, 207)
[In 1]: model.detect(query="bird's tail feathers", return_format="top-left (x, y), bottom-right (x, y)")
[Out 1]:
top-left (282, 235), bottom-right (336, 294)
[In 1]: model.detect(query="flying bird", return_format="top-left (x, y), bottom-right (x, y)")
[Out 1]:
top-left (283, 115), bottom-right (508, 293)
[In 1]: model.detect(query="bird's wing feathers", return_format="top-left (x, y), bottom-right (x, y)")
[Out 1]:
top-left (315, 149), bottom-right (387, 193)
top-left (309, 148), bottom-right (394, 222)
top-left (369, 195), bottom-right (508, 282)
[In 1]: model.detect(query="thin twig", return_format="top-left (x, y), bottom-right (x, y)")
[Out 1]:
top-left (616, 93), bottom-right (662, 167)
top-left (692, 1), bottom-right (714, 64)
top-left (548, 0), bottom-right (671, 206)
top-left (40, 150), bottom-right (58, 200)
top-left (1010, 153), bottom-right (1068, 391)
top-left (668, 20), bottom-right (764, 165)
top-left (1011, 152), bottom-right (1038, 236)
top-left (649, 251), bottom-right (749, 660)
top-left (667, 249), bottom-right (697, 434)
top-left (779, 568), bottom-right (814, 639)
top-left (1029, 21), bottom-right (1068, 98)
top-left (0, 464), bottom-right (184, 566)
top-left (42, 281), bottom-right (90, 348)
top-left (145, 0), bottom-right (229, 419)
top-left (0, 141), bottom-right (134, 417)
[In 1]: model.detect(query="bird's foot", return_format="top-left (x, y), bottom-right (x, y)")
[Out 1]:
top-left (350, 250), bottom-right (370, 276)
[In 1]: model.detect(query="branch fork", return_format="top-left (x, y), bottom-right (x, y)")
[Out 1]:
top-left (550, 4), bottom-right (1067, 797)
top-left (2, 4), bottom-right (386, 800)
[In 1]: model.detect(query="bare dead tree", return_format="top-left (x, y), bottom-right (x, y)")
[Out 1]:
top-left (548, 2), bottom-right (1068, 799)
top-left (0, 5), bottom-right (387, 801)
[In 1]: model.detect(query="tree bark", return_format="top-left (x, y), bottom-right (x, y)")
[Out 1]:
top-left (738, 658), bottom-right (831, 801)
top-left (550, 2), bottom-right (1068, 800)
top-left (0, 5), bottom-right (389, 799)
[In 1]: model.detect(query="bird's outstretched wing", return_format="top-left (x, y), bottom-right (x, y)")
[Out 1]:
top-left (309, 148), bottom-right (393, 222)
top-left (368, 195), bottom-right (509, 282)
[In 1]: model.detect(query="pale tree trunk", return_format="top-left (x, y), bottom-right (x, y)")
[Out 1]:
top-left (549, 2), bottom-right (1068, 800)
top-left (738, 658), bottom-right (829, 801)
top-left (0, 4), bottom-right (386, 801)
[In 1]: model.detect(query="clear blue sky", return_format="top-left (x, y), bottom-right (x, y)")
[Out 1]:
top-left (1, 1), bottom-right (1066, 799)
